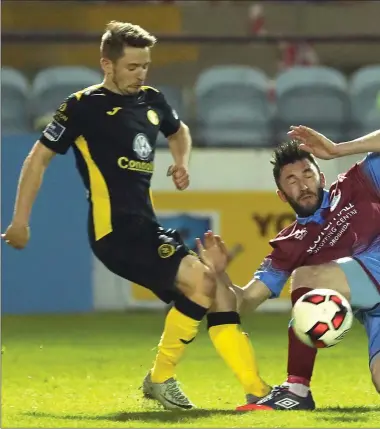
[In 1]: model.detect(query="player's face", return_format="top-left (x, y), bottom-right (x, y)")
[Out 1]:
top-left (103, 47), bottom-right (151, 95)
top-left (277, 159), bottom-right (326, 217)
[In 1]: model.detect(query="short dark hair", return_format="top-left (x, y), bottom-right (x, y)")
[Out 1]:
top-left (100, 21), bottom-right (157, 62)
top-left (271, 139), bottom-right (320, 188)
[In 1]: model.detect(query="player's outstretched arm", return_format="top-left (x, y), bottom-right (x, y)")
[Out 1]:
top-left (335, 129), bottom-right (380, 156)
top-left (288, 126), bottom-right (380, 159)
top-left (2, 142), bottom-right (56, 249)
top-left (196, 231), bottom-right (272, 312)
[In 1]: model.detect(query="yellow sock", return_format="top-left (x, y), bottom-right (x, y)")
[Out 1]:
top-left (151, 300), bottom-right (206, 383)
top-left (208, 312), bottom-right (270, 397)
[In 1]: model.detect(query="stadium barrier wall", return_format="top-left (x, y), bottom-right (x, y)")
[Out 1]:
top-left (2, 135), bottom-right (362, 314)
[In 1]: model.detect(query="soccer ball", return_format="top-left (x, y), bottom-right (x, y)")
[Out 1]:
top-left (291, 289), bottom-right (353, 348)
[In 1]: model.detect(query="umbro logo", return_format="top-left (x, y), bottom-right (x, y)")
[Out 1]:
top-left (274, 398), bottom-right (300, 409)
top-left (107, 107), bottom-right (122, 116)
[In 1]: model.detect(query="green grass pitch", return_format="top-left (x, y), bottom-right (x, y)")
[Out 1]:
top-left (2, 311), bottom-right (379, 427)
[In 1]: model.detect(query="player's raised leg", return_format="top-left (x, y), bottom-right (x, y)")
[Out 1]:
top-left (241, 262), bottom-right (349, 411)
top-left (249, 258), bottom-right (379, 410)
top-left (207, 276), bottom-right (271, 402)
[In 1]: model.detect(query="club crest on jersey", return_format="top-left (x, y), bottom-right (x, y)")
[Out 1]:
top-left (147, 109), bottom-right (159, 125)
top-left (158, 243), bottom-right (175, 258)
top-left (133, 133), bottom-right (152, 160)
top-left (293, 228), bottom-right (308, 240)
top-left (330, 189), bottom-right (342, 212)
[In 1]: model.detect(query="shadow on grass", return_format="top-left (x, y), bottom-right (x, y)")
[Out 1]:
top-left (317, 406), bottom-right (380, 413)
top-left (23, 409), bottom-right (239, 423)
top-left (23, 405), bottom-right (380, 424)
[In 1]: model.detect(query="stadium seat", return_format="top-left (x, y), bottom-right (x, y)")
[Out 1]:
top-left (194, 65), bottom-right (273, 147)
top-left (276, 66), bottom-right (350, 142)
top-left (349, 65), bottom-right (380, 137)
top-left (1, 67), bottom-right (31, 133)
top-left (30, 66), bottom-right (102, 127)
top-left (155, 85), bottom-right (185, 148)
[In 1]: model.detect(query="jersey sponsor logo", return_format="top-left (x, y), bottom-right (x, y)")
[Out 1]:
top-left (147, 109), bottom-right (159, 125)
top-left (106, 107), bottom-right (122, 116)
top-left (133, 133), bottom-right (152, 160)
top-left (43, 120), bottom-right (66, 142)
top-left (117, 157), bottom-right (154, 173)
top-left (158, 243), bottom-right (175, 258)
top-left (306, 203), bottom-right (358, 254)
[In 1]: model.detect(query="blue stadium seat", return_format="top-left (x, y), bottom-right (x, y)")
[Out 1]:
top-left (1, 67), bottom-right (31, 133)
top-left (276, 66), bottom-right (350, 142)
top-left (350, 65), bottom-right (380, 137)
top-left (30, 66), bottom-right (102, 124)
top-left (194, 65), bottom-right (273, 147)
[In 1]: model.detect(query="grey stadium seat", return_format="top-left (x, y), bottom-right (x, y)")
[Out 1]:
top-left (194, 65), bottom-right (273, 147)
top-left (276, 66), bottom-right (350, 142)
top-left (1, 67), bottom-right (31, 133)
top-left (350, 65), bottom-right (380, 136)
top-left (30, 66), bottom-right (102, 121)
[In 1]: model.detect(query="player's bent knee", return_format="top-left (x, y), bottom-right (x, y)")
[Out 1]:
top-left (291, 263), bottom-right (351, 300)
top-left (370, 355), bottom-right (380, 393)
top-left (208, 284), bottom-right (237, 313)
top-left (176, 255), bottom-right (216, 300)
top-left (291, 266), bottom-right (320, 290)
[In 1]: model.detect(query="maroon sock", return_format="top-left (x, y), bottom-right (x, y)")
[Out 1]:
top-left (287, 287), bottom-right (317, 386)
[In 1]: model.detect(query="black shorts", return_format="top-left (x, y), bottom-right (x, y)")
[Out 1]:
top-left (91, 215), bottom-right (191, 303)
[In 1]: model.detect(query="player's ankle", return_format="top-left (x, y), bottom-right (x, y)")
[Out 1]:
top-left (286, 375), bottom-right (310, 397)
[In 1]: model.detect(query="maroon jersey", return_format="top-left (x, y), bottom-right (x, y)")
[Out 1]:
top-left (254, 153), bottom-right (380, 297)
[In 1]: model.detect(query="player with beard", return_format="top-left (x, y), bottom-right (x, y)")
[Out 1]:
top-left (198, 128), bottom-right (380, 410)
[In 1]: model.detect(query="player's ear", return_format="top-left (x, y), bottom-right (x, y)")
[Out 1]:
top-left (100, 57), bottom-right (113, 75)
top-left (276, 189), bottom-right (287, 203)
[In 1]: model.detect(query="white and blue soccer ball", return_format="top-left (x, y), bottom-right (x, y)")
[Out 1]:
top-left (291, 288), bottom-right (353, 348)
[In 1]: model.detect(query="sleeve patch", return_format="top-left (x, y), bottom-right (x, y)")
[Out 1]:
top-left (43, 120), bottom-right (66, 142)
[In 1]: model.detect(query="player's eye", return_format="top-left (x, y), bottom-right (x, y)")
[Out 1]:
top-left (127, 65), bottom-right (138, 71)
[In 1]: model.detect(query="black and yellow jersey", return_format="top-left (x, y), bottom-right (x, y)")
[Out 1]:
top-left (39, 84), bottom-right (181, 242)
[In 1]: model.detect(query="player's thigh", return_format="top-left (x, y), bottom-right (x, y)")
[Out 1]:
top-left (92, 220), bottom-right (189, 303)
top-left (291, 261), bottom-right (351, 301)
top-left (176, 254), bottom-right (216, 300)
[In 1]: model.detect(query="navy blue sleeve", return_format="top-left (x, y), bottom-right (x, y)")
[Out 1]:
top-left (39, 95), bottom-right (81, 155)
top-left (360, 152), bottom-right (380, 194)
top-left (158, 92), bottom-right (181, 138)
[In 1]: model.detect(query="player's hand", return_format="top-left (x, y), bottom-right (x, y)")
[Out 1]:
top-left (196, 231), bottom-right (229, 274)
top-left (287, 125), bottom-right (340, 160)
top-left (167, 164), bottom-right (190, 191)
top-left (1, 223), bottom-right (30, 250)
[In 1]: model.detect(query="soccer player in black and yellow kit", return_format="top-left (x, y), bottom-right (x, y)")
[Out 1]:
top-left (2, 21), bottom-right (270, 409)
